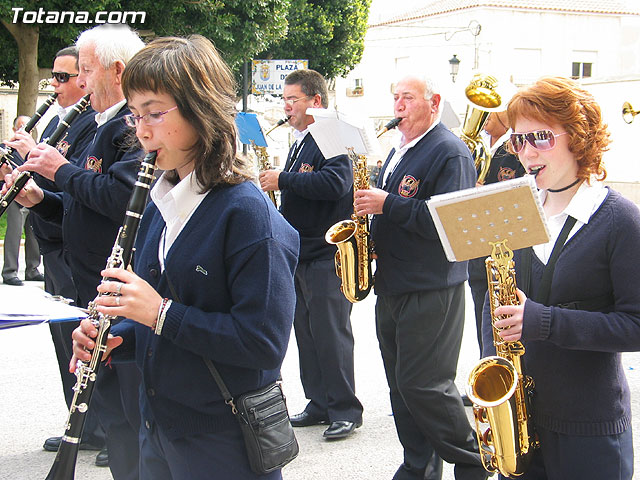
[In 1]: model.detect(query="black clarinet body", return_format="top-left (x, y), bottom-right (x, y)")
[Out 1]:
top-left (0, 95), bottom-right (91, 219)
top-left (45, 151), bottom-right (158, 480)
top-left (0, 92), bottom-right (58, 169)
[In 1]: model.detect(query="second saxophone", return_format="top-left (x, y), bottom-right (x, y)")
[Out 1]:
top-left (325, 148), bottom-right (373, 303)
top-left (466, 240), bottom-right (538, 477)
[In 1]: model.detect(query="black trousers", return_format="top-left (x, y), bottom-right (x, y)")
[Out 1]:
top-left (93, 362), bottom-right (141, 480)
top-left (44, 248), bottom-right (105, 445)
top-left (376, 284), bottom-right (486, 480)
top-left (293, 258), bottom-right (363, 423)
top-left (510, 426), bottom-right (633, 480)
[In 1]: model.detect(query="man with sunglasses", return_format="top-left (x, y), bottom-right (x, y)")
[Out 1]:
top-left (354, 75), bottom-right (486, 480)
top-left (4, 25), bottom-right (145, 480)
top-left (259, 69), bottom-right (364, 441)
top-left (6, 44), bottom-right (105, 463)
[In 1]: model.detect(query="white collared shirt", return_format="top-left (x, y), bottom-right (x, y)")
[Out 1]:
top-left (490, 129), bottom-right (512, 155)
top-left (151, 170), bottom-right (208, 271)
top-left (285, 128), bottom-right (309, 172)
top-left (533, 180), bottom-right (607, 264)
top-left (94, 99), bottom-right (126, 128)
top-left (56, 104), bottom-right (71, 120)
top-left (382, 120), bottom-right (440, 187)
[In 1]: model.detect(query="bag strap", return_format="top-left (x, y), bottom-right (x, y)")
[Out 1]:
top-left (534, 215), bottom-right (577, 305)
top-left (164, 267), bottom-right (238, 415)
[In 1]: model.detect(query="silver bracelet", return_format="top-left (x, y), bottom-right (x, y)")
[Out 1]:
top-left (154, 299), bottom-right (172, 336)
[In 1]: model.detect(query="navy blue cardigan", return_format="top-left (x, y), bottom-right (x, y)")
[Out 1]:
top-left (30, 107), bottom-right (97, 255)
top-left (278, 134), bottom-right (353, 263)
top-left (31, 105), bottom-right (142, 306)
top-left (371, 122), bottom-right (476, 295)
top-left (111, 180), bottom-right (299, 440)
top-left (482, 189), bottom-right (640, 436)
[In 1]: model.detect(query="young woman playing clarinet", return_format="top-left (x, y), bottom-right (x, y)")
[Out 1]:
top-left (70, 35), bottom-right (299, 480)
top-left (482, 76), bottom-right (640, 480)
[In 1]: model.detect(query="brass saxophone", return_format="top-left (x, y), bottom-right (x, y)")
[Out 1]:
top-left (325, 148), bottom-right (372, 303)
top-left (466, 240), bottom-right (539, 477)
top-left (252, 141), bottom-right (278, 208)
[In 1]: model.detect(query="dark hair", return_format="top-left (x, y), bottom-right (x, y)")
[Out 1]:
top-left (284, 69), bottom-right (329, 108)
top-left (122, 35), bottom-right (253, 190)
top-left (55, 46), bottom-right (79, 70)
top-left (507, 76), bottom-right (609, 182)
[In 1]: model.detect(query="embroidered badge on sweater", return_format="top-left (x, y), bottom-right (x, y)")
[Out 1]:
top-left (299, 163), bottom-right (314, 173)
top-left (497, 166), bottom-right (516, 181)
top-left (398, 175), bottom-right (419, 197)
top-left (86, 156), bottom-right (102, 173)
top-left (56, 132), bottom-right (70, 157)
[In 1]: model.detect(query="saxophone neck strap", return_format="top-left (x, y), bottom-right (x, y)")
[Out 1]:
top-left (524, 215), bottom-right (577, 305)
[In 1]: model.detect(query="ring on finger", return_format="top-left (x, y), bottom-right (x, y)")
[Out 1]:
top-left (116, 296), bottom-right (120, 306)
top-left (116, 283), bottom-right (123, 295)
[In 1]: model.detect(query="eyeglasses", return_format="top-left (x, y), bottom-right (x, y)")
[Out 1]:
top-left (509, 130), bottom-right (568, 153)
top-left (283, 95), bottom-right (312, 107)
top-left (124, 106), bottom-right (179, 127)
top-left (52, 71), bottom-right (79, 83)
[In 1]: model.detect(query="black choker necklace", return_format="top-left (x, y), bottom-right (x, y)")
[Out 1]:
top-left (547, 178), bottom-right (581, 193)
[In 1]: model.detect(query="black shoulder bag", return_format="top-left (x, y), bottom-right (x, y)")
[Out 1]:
top-left (164, 271), bottom-right (299, 474)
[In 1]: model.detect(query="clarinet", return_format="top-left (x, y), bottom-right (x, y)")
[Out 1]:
top-left (0, 92), bottom-right (58, 169)
top-left (45, 151), bottom-right (158, 480)
top-left (0, 94), bottom-right (90, 218)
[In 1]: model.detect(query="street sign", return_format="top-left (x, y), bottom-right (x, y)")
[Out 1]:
top-left (252, 59), bottom-right (308, 95)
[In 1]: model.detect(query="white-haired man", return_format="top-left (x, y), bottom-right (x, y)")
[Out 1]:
top-left (354, 76), bottom-right (487, 480)
top-left (9, 24), bottom-right (145, 480)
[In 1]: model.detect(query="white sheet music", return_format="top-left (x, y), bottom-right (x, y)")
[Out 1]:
top-left (306, 108), bottom-right (381, 158)
top-left (0, 285), bottom-right (87, 329)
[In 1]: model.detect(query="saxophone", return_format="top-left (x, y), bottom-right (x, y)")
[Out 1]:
top-left (45, 151), bottom-right (158, 480)
top-left (252, 141), bottom-right (278, 208)
top-left (325, 148), bottom-right (373, 303)
top-left (466, 240), bottom-right (539, 477)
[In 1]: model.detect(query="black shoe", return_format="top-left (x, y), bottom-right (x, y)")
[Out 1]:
top-left (461, 394), bottom-right (473, 407)
top-left (25, 272), bottom-right (45, 282)
top-left (4, 277), bottom-right (23, 286)
top-left (323, 420), bottom-right (362, 439)
top-left (95, 447), bottom-right (108, 467)
top-left (290, 411), bottom-right (329, 427)
top-left (43, 436), bottom-right (104, 452)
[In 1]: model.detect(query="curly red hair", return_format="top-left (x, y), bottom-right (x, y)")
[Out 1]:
top-left (507, 76), bottom-right (610, 182)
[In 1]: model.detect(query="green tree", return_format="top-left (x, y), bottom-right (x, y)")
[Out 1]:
top-left (257, 0), bottom-right (370, 79)
top-left (0, 0), bottom-right (291, 115)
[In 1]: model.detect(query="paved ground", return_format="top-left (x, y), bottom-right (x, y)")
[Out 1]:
top-left (1, 249), bottom-right (639, 479)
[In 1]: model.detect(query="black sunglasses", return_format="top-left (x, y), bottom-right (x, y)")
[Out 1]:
top-left (51, 71), bottom-right (79, 83)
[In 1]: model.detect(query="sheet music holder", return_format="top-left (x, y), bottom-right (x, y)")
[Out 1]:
top-left (306, 108), bottom-right (382, 158)
top-left (427, 175), bottom-right (550, 262)
top-left (0, 286), bottom-right (87, 329)
top-left (236, 112), bottom-right (268, 147)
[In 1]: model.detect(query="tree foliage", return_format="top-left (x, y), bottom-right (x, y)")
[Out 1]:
top-left (0, 0), bottom-right (291, 113)
top-left (257, 0), bottom-right (371, 79)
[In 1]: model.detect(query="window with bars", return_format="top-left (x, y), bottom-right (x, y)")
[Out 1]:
top-left (572, 62), bottom-right (592, 79)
